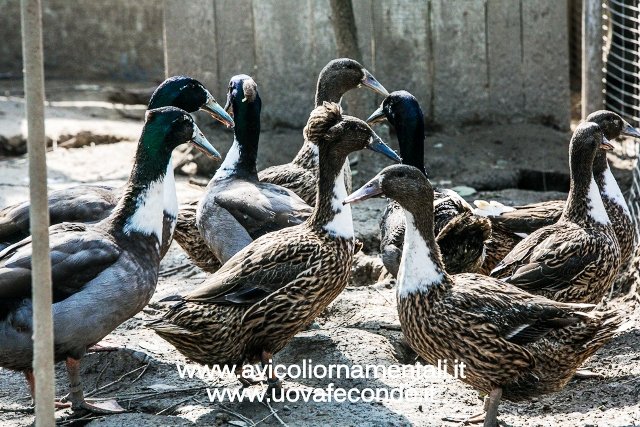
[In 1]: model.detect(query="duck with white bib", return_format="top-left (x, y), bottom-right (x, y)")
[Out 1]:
top-left (476, 110), bottom-right (638, 273)
top-left (0, 107), bottom-right (221, 413)
top-left (151, 102), bottom-right (400, 392)
top-left (343, 163), bottom-right (621, 427)
top-left (491, 122), bottom-right (621, 304)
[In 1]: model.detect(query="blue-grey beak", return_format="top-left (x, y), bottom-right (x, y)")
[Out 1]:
top-left (343, 175), bottom-right (383, 205)
top-left (201, 93), bottom-right (235, 128)
top-left (190, 124), bottom-right (221, 160)
top-left (366, 132), bottom-right (402, 163)
top-left (622, 120), bottom-right (640, 138)
top-left (366, 103), bottom-right (386, 125)
top-left (360, 69), bottom-right (389, 97)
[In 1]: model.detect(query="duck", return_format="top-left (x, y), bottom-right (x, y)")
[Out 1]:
top-left (151, 102), bottom-right (401, 388)
top-left (193, 74), bottom-right (315, 264)
top-left (0, 107), bottom-right (221, 413)
top-left (491, 122), bottom-right (621, 304)
top-left (366, 91), bottom-right (490, 276)
top-left (0, 75), bottom-right (233, 258)
top-left (343, 164), bottom-right (621, 427)
top-left (476, 110), bottom-right (639, 273)
top-left (258, 58), bottom-right (389, 205)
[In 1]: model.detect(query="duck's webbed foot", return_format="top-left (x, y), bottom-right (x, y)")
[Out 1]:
top-left (443, 388), bottom-right (502, 427)
top-left (66, 357), bottom-right (125, 414)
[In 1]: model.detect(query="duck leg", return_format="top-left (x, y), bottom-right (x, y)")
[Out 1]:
top-left (483, 388), bottom-right (502, 427)
top-left (235, 365), bottom-right (261, 387)
top-left (261, 351), bottom-right (282, 396)
top-left (23, 370), bottom-right (71, 409)
top-left (65, 357), bottom-right (125, 414)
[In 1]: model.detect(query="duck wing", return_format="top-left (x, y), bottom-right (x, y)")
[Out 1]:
top-left (487, 200), bottom-right (564, 234)
top-left (184, 229), bottom-right (321, 306)
top-left (259, 163), bottom-right (317, 206)
top-left (0, 185), bottom-right (118, 246)
top-left (490, 224), bottom-right (598, 293)
top-left (0, 222), bottom-right (121, 302)
top-left (454, 275), bottom-right (590, 346)
top-left (215, 181), bottom-right (313, 239)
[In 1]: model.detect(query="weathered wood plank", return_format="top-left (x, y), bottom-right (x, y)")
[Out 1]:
top-left (372, 0), bottom-right (431, 118)
top-left (582, 0), bottom-right (604, 118)
top-left (164, 0), bottom-right (218, 90)
top-left (251, 0), bottom-right (315, 127)
top-left (522, 0), bottom-right (570, 129)
top-left (431, 0), bottom-right (488, 124)
top-left (214, 0), bottom-right (256, 99)
top-left (487, 0), bottom-right (524, 121)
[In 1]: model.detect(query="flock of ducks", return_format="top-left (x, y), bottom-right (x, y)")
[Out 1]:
top-left (0, 58), bottom-right (637, 426)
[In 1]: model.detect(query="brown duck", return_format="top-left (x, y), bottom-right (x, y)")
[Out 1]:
top-left (151, 103), bottom-right (400, 389)
top-left (344, 164), bottom-right (621, 427)
top-left (491, 122), bottom-right (621, 303)
top-left (477, 110), bottom-right (638, 273)
top-left (258, 57), bottom-right (389, 205)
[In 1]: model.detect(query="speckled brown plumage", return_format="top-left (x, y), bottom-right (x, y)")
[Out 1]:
top-left (399, 276), bottom-right (620, 401)
top-left (173, 201), bottom-right (221, 273)
top-left (346, 164), bottom-right (621, 424)
top-left (491, 123), bottom-right (621, 304)
top-left (151, 103), bottom-right (395, 370)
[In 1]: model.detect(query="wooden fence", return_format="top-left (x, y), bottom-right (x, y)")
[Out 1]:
top-left (168, 0), bottom-right (571, 128)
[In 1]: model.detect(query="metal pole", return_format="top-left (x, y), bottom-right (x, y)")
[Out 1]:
top-left (582, 0), bottom-right (604, 118)
top-left (21, 0), bottom-right (55, 425)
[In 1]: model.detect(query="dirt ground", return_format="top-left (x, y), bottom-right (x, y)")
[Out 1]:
top-left (0, 82), bottom-right (639, 426)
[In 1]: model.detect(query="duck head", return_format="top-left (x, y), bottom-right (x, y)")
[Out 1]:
top-left (142, 106), bottom-right (221, 164)
top-left (315, 58), bottom-right (389, 105)
top-left (224, 74), bottom-right (262, 119)
top-left (304, 101), bottom-right (401, 163)
top-left (213, 74), bottom-right (261, 179)
top-left (148, 75), bottom-right (234, 128)
top-left (343, 164), bottom-right (430, 209)
top-left (586, 110), bottom-right (640, 141)
top-left (367, 90), bottom-right (426, 174)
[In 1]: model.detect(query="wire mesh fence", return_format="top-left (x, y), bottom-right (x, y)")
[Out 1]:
top-left (604, 0), bottom-right (640, 235)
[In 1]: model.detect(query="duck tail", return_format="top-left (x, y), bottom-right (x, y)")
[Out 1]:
top-left (563, 308), bottom-right (622, 360)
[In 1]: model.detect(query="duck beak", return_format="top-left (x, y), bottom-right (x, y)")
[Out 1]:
top-left (366, 103), bottom-right (386, 125)
top-left (201, 94), bottom-right (235, 128)
top-left (343, 176), bottom-right (383, 205)
top-left (366, 133), bottom-right (402, 163)
top-left (600, 137), bottom-right (615, 151)
top-left (190, 124), bottom-right (222, 160)
top-left (360, 69), bottom-right (389, 97)
top-left (621, 120), bottom-right (640, 138)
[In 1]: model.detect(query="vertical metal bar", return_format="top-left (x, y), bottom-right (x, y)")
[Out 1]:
top-left (20, 0), bottom-right (54, 425)
top-left (582, 0), bottom-right (604, 118)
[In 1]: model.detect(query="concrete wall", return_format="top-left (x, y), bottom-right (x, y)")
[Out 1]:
top-left (0, 0), bottom-right (164, 81)
top-left (165, 0), bottom-right (571, 129)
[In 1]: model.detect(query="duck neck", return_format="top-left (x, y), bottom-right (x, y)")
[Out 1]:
top-left (108, 142), bottom-right (175, 247)
top-left (314, 72), bottom-right (345, 107)
top-left (293, 74), bottom-right (346, 169)
top-left (396, 114), bottom-right (427, 176)
top-left (592, 150), bottom-right (631, 217)
top-left (562, 149), bottom-right (610, 226)
top-left (308, 147), bottom-right (353, 239)
top-left (214, 102), bottom-right (260, 181)
top-left (397, 202), bottom-right (451, 299)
